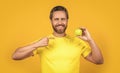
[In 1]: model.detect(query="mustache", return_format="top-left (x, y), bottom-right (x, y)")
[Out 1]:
top-left (55, 24), bottom-right (65, 27)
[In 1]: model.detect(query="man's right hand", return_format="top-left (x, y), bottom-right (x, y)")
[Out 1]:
top-left (34, 37), bottom-right (54, 48)
top-left (34, 37), bottom-right (49, 48)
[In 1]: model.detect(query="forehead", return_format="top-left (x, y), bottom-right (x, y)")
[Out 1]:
top-left (52, 11), bottom-right (66, 18)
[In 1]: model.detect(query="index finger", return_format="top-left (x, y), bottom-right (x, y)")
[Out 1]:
top-left (48, 37), bottom-right (55, 39)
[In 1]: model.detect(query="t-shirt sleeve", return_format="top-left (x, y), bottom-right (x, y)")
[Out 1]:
top-left (78, 39), bottom-right (91, 57)
top-left (81, 46), bottom-right (91, 57)
top-left (33, 47), bottom-right (43, 55)
top-left (33, 49), bottom-right (38, 55)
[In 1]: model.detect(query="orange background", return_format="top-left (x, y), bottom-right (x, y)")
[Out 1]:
top-left (0, 0), bottom-right (120, 73)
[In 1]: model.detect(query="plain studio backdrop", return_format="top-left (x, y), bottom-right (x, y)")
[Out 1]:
top-left (0, 0), bottom-right (120, 73)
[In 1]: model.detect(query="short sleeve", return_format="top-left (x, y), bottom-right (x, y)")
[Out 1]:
top-left (33, 49), bottom-right (38, 55)
top-left (33, 47), bottom-right (44, 55)
top-left (75, 38), bottom-right (91, 57)
top-left (81, 46), bottom-right (91, 57)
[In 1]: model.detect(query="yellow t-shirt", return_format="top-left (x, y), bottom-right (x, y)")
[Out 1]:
top-left (33, 34), bottom-right (91, 73)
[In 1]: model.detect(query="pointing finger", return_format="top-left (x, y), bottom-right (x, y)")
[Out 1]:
top-left (48, 37), bottom-right (55, 39)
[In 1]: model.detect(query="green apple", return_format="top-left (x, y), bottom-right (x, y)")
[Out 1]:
top-left (75, 28), bottom-right (82, 36)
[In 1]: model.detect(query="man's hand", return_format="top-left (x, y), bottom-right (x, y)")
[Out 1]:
top-left (34, 37), bottom-right (49, 48)
top-left (34, 37), bottom-right (55, 48)
top-left (77, 27), bottom-right (92, 42)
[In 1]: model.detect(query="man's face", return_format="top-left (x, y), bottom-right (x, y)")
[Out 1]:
top-left (51, 11), bottom-right (68, 34)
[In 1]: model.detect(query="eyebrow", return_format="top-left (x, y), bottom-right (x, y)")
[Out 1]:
top-left (54, 18), bottom-right (66, 19)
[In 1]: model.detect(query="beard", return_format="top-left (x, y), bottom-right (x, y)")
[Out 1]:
top-left (52, 24), bottom-right (67, 34)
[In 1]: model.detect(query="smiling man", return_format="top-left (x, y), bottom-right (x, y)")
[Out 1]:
top-left (12, 6), bottom-right (104, 73)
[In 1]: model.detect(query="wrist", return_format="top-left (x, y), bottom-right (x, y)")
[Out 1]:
top-left (87, 38), bottom-right (94, 43)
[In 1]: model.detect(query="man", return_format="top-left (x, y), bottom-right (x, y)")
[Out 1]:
top-left (12, 6), bottom-right (103, 73)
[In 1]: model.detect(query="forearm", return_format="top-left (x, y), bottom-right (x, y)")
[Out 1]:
top-left (88, 38), bottom-right (104, 64)
top-left (12, 42), bottom-right (40, 60)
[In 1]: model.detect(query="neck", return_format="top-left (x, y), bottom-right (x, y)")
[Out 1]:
top-left (53, 32), bottom-right (66, 37)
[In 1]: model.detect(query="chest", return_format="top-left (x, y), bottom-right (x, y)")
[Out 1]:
top-left (41, 40), bottom-right (81, 61)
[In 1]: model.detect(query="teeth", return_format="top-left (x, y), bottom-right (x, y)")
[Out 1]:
top-left (58, 26), bottom-right (63, 27)
top-left (57, 26), bottom-right (62, 27)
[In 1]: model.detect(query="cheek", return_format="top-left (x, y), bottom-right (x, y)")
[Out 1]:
top-left (63, 21), bottom-right (68, 25)
top-left (64, 21), bottom-right (67, 24)
top-left (51, 21), bottom-right (57, 26)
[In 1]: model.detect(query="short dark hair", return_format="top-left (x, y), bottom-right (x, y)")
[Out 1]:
top-left (49, 6), bottom-right (69, 20)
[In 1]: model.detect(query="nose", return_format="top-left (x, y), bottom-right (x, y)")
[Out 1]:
top-left (58, 19), bottom-right (62, 24)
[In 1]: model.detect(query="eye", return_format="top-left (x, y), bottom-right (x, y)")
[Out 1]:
top-left (54, 18), bottom-right (59, 21)
top-left (61, 18), bottom-right (66, 21)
